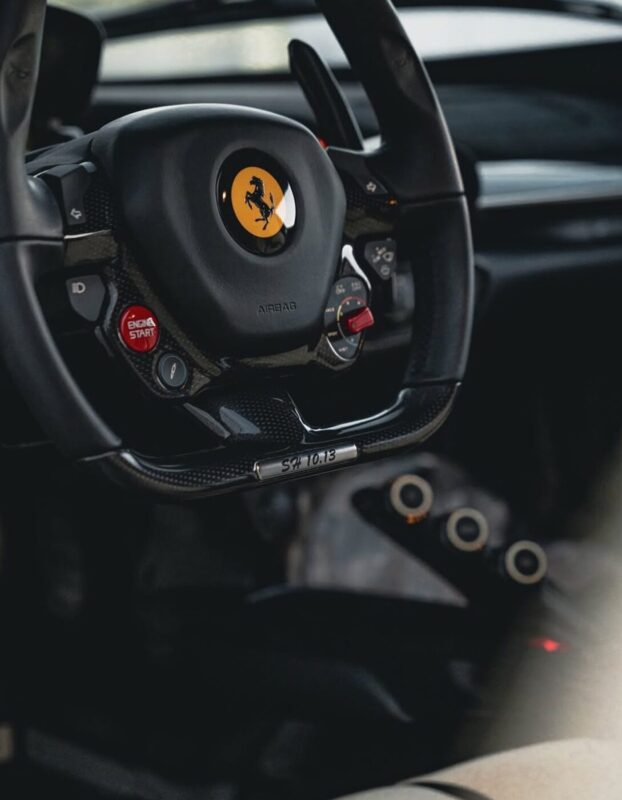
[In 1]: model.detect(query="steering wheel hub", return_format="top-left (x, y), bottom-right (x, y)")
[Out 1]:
top-left (93, 106), bottom-right (346, 358)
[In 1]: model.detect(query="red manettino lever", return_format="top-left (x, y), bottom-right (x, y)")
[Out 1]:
top-left (343, 307), bottom-right (375, 335)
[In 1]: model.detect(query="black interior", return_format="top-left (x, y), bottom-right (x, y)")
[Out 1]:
top-left (1, 2), bottom-right (622, 799)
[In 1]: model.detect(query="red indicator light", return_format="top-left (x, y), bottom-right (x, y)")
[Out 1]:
top-left (119, 305), bottom-right (160, 353)
top-left (528, 636), bottom-right (568, 654)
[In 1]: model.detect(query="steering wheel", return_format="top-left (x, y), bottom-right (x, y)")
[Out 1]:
top-left (0, 0), bottom-right (473, 498)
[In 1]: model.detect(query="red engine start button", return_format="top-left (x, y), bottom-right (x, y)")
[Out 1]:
top-left (119, 305), bottom-right (160, 353)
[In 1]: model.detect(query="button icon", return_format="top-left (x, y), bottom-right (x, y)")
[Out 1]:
top-left (65, 275), bottom-right (106, 322)
top-left (119, 305), bottom-right (160, 353)
top-left (364, 238), bottom-right (397, 281)
top-left (157, 353), bottom-right (189, 390)
top-left (39, 161), bottom-right (96, 228)
top-left (356, 174), bottom-right (388, 197)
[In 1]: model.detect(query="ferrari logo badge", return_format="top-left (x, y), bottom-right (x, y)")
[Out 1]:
top-left (231, 166), bottom-right (285, 239)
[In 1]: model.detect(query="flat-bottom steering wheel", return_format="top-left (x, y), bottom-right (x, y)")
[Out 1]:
top-left (0, 0), bottom-right (473, 497)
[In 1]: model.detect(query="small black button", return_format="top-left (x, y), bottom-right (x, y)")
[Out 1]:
top-left (504, 541), bottom-right (547, 586)
top-left (41, 162), bottom-right (96, 229)
top-left (66, 275), bottom-right (106, 322)
top-left (455, 516), bottom-right (481, 544)
top-left (399, 483), bottom-right (424, 510)
top-left (364, 238), bottom-right (397, 280)
top-left (445, 509), bottom-right (489, 553)
top-left (157, 353), bottom-right (189, 390)
top-left (514, 549), bottom-right (541, 577)
top-left (388, 474), bottom-right (434, 521)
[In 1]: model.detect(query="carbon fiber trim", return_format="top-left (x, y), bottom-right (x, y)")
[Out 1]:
top-left (82, 385), bottom-right (457, 498)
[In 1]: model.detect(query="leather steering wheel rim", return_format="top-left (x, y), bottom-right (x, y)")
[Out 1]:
top-left (0, 0), bottom-right (473, 498)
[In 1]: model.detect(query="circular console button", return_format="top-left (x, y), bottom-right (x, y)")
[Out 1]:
top-left (119, 305), bottom-right (159, 353)
top-left (504, 540), bottom-right (548, 586)
top-left (157, 353), bottom-right (189, 390)
top-left (445, 508), bottom-right (490, 552)
top-left (388, 474), bottom-right (434, 522)
top-left (400, 482), bottom-right (424, 509)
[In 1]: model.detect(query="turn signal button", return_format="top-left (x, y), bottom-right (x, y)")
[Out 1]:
top-left (119, 305), bottom-right (160, 353)
top-left (343, 307), bottom-right (374, 336)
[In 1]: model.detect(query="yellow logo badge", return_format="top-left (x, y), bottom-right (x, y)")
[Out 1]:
top-left (231, 166), bottom-right (286, 239)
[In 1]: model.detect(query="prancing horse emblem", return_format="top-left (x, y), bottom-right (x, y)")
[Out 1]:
top-left (245, 175), bottom-right (275, 231)
top-left (227, 164), bottom-right (291, 243)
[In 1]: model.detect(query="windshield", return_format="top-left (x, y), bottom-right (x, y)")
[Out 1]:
top-left (50, 1), bottom-right (622, 81)
top-left (52, 0), bottom-right (622, 16)
top-left (55, 0), bottom-right (155, 11)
